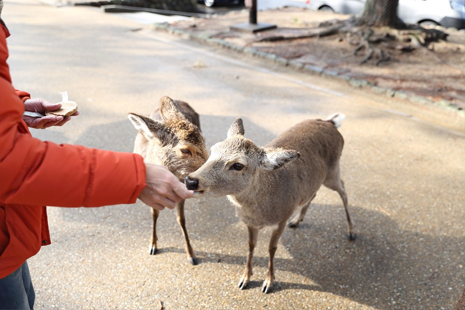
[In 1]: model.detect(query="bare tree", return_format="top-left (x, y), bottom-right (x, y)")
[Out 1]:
top-left (359, 0), bottom-right (400, 28)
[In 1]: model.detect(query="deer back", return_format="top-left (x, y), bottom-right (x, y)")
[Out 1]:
top-left (187, 117), bottom-right (344, 229)
top-left (234, 119), bottom-right (344, 227)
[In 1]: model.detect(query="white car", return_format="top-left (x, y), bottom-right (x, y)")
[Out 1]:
top-left (307, 0), bottom-right (465, 29)
top-left (197, 0), bottom-right (243, 7)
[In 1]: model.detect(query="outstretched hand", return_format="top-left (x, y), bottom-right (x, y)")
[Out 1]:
top-left (22, 98), bottom-right (79, 129)
top-left (138, 163), bottom-right (194, 211)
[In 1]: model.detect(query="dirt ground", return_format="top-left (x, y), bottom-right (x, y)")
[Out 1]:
top-left (169, 7), bottom-right (465, 112)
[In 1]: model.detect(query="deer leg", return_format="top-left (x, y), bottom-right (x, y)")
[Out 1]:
top-left (149, 208), bottom-right (160, 255)
top-left (324, 164), bottom-right (355, 241)
top-left (288, 194), bottom-right (316, 228)
top-left (238, 226), bottom-right (258, 290)
top-left (337, 180), bottom-right (355, 241)
top-left (176, 200), bottom-right (197, 265)
top-left (262, 219), bottom-right (287, 294)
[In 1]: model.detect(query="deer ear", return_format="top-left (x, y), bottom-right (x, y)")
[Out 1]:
top-left (159, 96), bottom-right (186, 121)
top-left (227, 118), bottom-right (245, 138)
top-left (128, 113), bottom-right (164, 141)
top-left (259, 147), bottom-right (300, 171)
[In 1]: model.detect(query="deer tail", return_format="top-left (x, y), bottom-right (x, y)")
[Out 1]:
top-left (326, 113), bottom-right (345, 128)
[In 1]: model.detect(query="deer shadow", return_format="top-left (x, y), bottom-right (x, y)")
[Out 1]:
top-left (184, 198), bottom-right (465, 310)
top-left (135, 190), bottom-right (464, 310)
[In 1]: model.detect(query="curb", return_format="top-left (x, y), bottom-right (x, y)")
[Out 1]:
top-left (152, 22), bottom-right (465, 120)
top-left (99, 5), bottom-right (208, 18)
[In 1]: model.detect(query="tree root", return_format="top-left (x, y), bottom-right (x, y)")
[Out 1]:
top-left (251, 17), bottom-right (449, 66)
top-left (251, 24), bottom-right (342, 43)
top-left (328, 19), bottom-right (447, 65)
top-left (352, 28), bottom-right (391, 65)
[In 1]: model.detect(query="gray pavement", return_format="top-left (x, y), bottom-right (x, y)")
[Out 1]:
top-left (3, 0), bottom-right (465, 309)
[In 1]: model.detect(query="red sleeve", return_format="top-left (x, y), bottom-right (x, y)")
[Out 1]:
top-left (0, 22), bottom-right (146, 208)
top-left (15, 89), bottom-right (31, 103)
top-left (2, 21), bottom-right (31, 103)
top-left (0, 131), bottom-right (146, 207)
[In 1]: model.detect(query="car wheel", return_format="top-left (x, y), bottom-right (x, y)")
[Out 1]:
top-left (204, 0), bottom-right (215, 7)
top-left (419, 20), bottom-right (439, 27)
top-left (318, 5), bottom-right (334, 12)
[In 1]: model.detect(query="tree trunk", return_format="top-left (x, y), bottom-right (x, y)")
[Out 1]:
top-left (359, 0), bottom-right (400, 28)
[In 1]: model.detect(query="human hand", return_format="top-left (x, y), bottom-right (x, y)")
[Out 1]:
top-left (22, 98), bottom-right (79, 129)
top-left (138, 163), bottom-right (194, 211)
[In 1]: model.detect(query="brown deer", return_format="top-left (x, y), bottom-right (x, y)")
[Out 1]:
top-left (185, 114), bottom-right (354, 292)
top-left (128, 96), bottom-right (208, 265)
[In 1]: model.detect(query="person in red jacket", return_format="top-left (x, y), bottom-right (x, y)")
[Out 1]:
top-left (0, 4), bottom-right (193, 309)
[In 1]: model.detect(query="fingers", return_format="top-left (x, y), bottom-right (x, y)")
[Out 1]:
top-left (23, 114), bottom-right (75, 129)
top-left (146, 200), bottom-right (166, 211)
top-left (36, 116), bottom-right (64, 129)
top-left (151, 204), bottom-right (166, 211)
top-left (156, 196), bottom-right (177, 209)
top-left (24, 98), bottom-right (58, 114)
top-left (23, 115), bottom-right (62, 129)
top-left (138, 164), bottom-right (193, 211)
top-left (42, 101), bottom-right (62, 112)
top-left (146, 184), bottom-right (183, 209)
top-left (173, 182), bottom-right (194, 200)
top-left (52, 116), bottom-right (71, 127)
top-left (138, 189), bottom-right (176, 210)
top-left (158, 181), bottom-right (193, 205)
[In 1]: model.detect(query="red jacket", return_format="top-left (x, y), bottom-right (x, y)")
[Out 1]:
top-left (0, 20), bottom-right (146, 278)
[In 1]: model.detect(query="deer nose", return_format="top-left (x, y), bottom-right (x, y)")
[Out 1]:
top-left (185, 176), bottom-right (199, 191)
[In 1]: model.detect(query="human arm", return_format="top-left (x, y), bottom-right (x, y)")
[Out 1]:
top-left (2, 80), bottom-right (190, 209)
top-left (0, 127), bottom-right (147, 207)
top-left (1, 98), bottom-right (190, 208)
top-left (0, 24), bottom-right (191, 209)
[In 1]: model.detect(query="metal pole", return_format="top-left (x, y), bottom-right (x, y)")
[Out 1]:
top-left (249, 0), bottom-right (257, 25)
top-left (231, 0), bottom-right (276, 33)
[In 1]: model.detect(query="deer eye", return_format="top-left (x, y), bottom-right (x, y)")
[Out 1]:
top-left (180, 149), bottom-right (192, 155)
top-left (230, 163), bottom-right (244, 171)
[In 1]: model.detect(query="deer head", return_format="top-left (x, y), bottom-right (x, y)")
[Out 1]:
top-left (128, 96), bottom-right (208, 181)
top-left (186, 118), bottom-right (299, 197)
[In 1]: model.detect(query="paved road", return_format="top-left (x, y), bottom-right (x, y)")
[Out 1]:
top-left (3, 0), bottom-right (465, 309)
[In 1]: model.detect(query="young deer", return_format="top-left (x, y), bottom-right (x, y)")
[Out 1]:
top-left (128, 96), bottom-right (208, 265)
top-left (185, 115), bottom-right (354, 292)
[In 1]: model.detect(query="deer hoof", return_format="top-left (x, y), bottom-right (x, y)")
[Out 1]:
top-left (149, 246), bottom-right (158, 255)
top-left (261, 280), bottom-right (273, 294)
top-left (348, 233), bottom-right (356, 241)
top-left (188, 257), bottom-right (198, 265)
top-left (288, 216), bottom-right (302, 228)
top-left (287, 221), bottom-right (299, 228)
top-left (238, 278), bottom-right (249, 290)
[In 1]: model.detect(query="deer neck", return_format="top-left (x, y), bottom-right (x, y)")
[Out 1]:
top-left (227, 170), bottom-right (266, 209)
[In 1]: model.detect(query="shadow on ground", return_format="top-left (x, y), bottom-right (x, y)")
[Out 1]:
top-left (177, 202), bottom-right (464, 310)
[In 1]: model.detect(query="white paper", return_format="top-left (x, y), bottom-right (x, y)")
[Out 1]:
top-left (61, 91), bottom-right (68, 102)
top-left (23, 111), bottom-right (44, 118)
